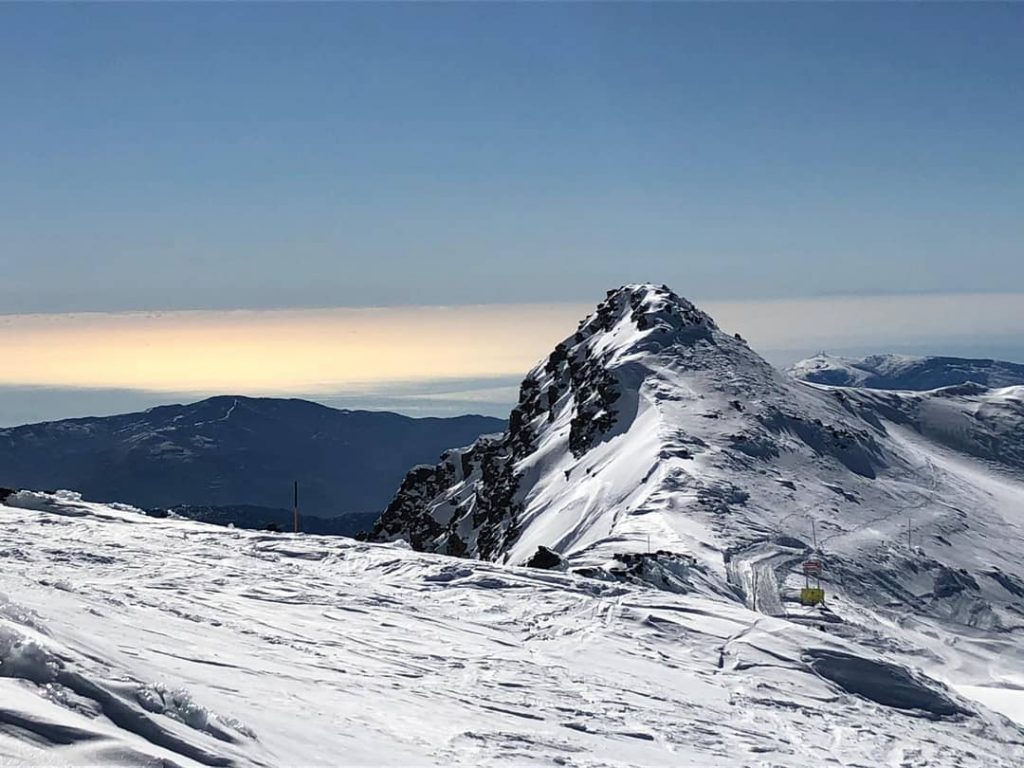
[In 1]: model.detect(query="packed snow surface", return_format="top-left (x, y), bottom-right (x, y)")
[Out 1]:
top-left (2, 492), bottom-right (1022, 766)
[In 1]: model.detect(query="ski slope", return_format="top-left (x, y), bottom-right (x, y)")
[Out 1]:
top-left (2, 491), bottom-right (1022, 766)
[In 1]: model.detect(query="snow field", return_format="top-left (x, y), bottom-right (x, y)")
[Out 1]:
top-left (2, 494), bottom-right (1022, 767)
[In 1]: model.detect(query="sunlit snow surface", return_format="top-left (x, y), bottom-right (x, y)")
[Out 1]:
top-left (1, 493), bottom-right (1022, 766)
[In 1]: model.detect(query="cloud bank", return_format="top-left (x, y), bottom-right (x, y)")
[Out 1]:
top-left (0, 291), bottom-right (1021, 424)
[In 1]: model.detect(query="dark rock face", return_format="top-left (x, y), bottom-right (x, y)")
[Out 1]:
top-left (370, 434), bottom-right (526, 559)
top-left (0, 398), bottom-right (504, 518)
top-left (371, 461), bottom-right (460, 552)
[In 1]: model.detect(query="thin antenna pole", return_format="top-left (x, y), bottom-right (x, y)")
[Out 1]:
top-left (293, 480), bottom-right (300, 533)
top-left (811, 519), bottom-right (817, 552)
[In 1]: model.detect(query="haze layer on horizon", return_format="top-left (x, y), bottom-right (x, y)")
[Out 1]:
top-left (2, 291), bottom-right (1022, 426)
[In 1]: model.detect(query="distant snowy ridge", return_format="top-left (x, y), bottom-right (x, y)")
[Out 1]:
top-left (789, 352), bottom-right (1024, 391)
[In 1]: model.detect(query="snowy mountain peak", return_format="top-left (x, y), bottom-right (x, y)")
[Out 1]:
top-left (372, 284), bottom-right (1024, 652)
top-left (574, 283), bottom-right (718, 346)
top-left (371, 285), bottom-right (866, 562)
top-left (557, 283), bottom-right (746, 377)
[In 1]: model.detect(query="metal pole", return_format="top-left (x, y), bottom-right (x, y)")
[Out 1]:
top-left (293, 480), bottom-right (299, 533)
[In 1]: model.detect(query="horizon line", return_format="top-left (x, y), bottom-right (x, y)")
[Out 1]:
top-left (3, 287), bottom-right (1024, 321)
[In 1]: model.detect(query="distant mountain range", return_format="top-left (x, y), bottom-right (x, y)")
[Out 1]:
top-left (0, 397), bottom-right (503, 518)
top-left (788, 352), bottom-right (1024, 390)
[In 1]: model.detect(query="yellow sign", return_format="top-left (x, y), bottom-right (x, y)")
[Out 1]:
top-left (800, 587), bottom-right (825, 606)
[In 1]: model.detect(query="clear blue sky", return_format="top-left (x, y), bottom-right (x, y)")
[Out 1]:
top-left (2, 2), bottom-right (1021, 314)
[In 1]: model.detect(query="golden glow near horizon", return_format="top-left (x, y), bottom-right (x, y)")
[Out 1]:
top-left (0, 305), bottom-right (589, 394)
top-left (1, 293), bottom-right (1022, 395)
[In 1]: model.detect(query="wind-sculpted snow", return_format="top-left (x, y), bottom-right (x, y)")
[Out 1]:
top-left (802, 650), bottom-right (967, 718)
top-left (2, 494), bottom-right (1022, 766)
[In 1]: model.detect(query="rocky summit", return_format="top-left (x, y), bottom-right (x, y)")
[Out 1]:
top-left (371, 284), bottom-right (1024, 636)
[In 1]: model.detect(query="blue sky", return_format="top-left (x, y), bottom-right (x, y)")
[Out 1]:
top-left (2, 2), bottom-right (1021, 313)
top-left (0, 3), bottom-right (1022, 424)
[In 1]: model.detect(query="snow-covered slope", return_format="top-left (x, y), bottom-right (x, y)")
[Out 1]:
top-left (789, 352), bottom-right (1024, 390)
top-left (2, 491), bottom-right (1022, 766)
